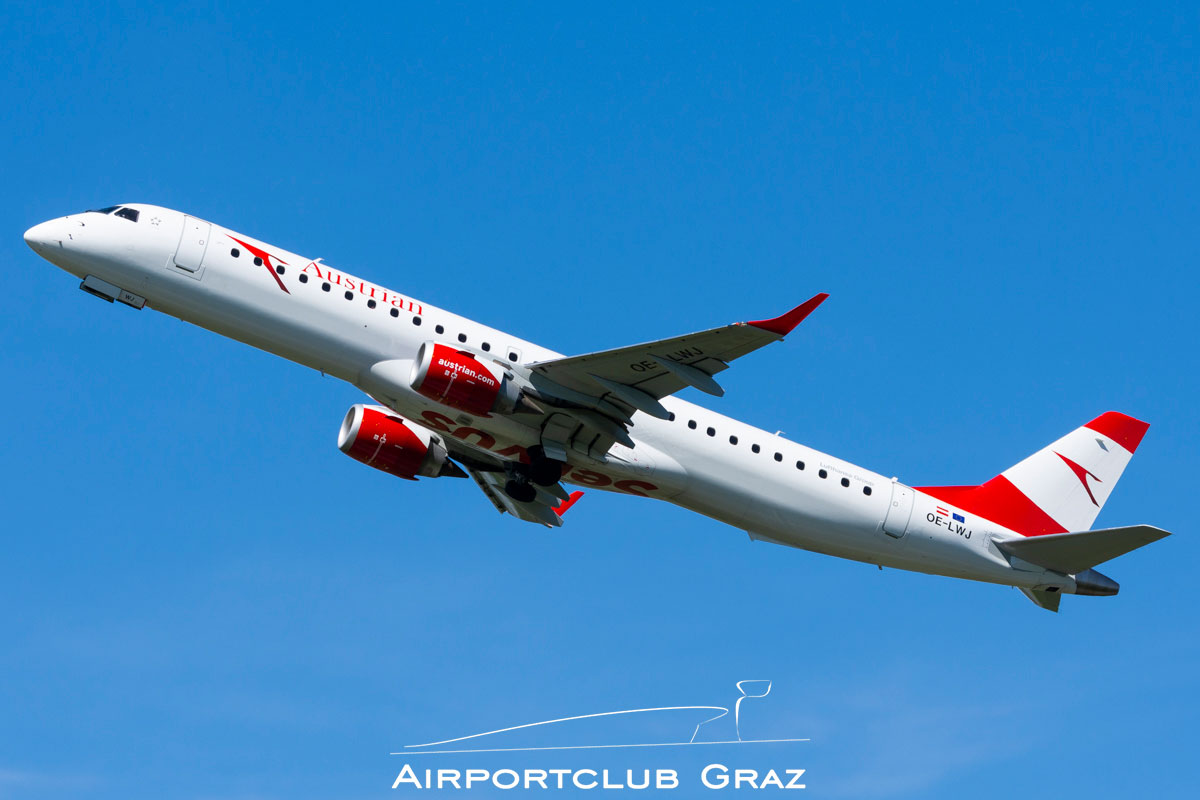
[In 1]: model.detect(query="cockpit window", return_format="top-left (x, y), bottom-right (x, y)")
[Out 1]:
top-left (114, 207), bottom-right (140, 222)
top-left (87, 206), bottom-right (120, 214)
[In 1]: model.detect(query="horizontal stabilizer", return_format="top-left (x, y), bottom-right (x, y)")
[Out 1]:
top-left (998, 525), bottom-right (1170, 574)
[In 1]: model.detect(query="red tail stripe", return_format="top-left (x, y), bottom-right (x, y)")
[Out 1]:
top-left (1084, 411), bottom-right (1149, 454)
top-left (917, 477), bottom-right (1067, 537)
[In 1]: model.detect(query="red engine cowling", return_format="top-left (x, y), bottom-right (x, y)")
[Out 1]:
top-left (409, 342), bottom-right (520, 417)
top-left (337, 404), bottom-right (451, 480)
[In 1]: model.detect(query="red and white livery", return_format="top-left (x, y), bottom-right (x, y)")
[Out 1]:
top-left (24, 204), bottom-right (1170, 611)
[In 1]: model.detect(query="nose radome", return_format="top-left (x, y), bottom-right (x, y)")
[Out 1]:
top-left (23, 220), bottom-right (59, 251)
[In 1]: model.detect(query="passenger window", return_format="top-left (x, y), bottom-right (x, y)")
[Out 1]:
top-left (114, 207), bottom-right (140, 222)
top-left (368, 299), bottom-right (377, 309)
top-left (818, 469), bottom-right (828, 479)
top-left (321, 282), bottom-right (331, 292)
top-left (752, 444), bottom-right (761, 453)
top-left (344, 291), bottom-right (353, 300)
top-left (668, 413), bottom-right (676, 422)
top-left (230, 248), bottom-right (240, 258)
top-left (796, 460), bottom-right (805, 470)
top-left (458, 333), bottom-right (467, 343)
top-left (275, 266), bottom-right (285, 275)
top-left (254, 257), bottom-right (263, 266)
top-left (482, 342), bottom-right (491, 351)
top-left (413, 316), bottom-right (422, 325)
top-left (840, 478), bottom-right (850, 487)
top-left (688, 420), bottom-right (697, 430)
top-left (729, 435), bottom-right (738, 445)
top-left (390, 308), bottom-right (399, 318)
top-left (774, 452), bottom-right (782, 462)
top-left (436, 325), bottom-right (445, 334)
top-left (299, 274), bottom-right (308, 283)
top-left (706, 427), bottom-right (715, 437)
top-left (508, 351), bottom-right (518, 361)
top-left (863, 486), bottom-right (872, 496)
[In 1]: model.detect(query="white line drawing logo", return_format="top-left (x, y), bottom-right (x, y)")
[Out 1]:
top-left (394, 680), bottom-right (808, 755)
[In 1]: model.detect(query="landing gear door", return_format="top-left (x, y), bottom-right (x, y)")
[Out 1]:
top-left (173, 216), bottom-right (211, 275)
top-left (883, 482), bottom-right (914, 538)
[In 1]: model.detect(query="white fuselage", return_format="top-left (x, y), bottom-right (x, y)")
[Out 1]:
top-left (24, 204), bottom-right (1078, 594)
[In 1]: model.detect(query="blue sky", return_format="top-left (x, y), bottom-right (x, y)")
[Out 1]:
top-left (2, 2), bottom-right (1197, 797)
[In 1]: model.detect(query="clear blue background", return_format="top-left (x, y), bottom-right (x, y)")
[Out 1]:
top-left (2, 2), bottom-right (1196, 797)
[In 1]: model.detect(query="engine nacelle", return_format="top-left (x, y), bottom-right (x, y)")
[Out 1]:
top-left (337, 404), bottom-right (452, 480)
top-left (409, 341), bottom-right (521, 417)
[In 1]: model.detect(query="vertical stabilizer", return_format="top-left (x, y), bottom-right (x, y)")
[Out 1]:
top-left (919, 412), bottom-right (1149, 536)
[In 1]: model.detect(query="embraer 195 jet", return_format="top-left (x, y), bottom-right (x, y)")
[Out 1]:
top-left (24, 204), bottom-right (1170, 611)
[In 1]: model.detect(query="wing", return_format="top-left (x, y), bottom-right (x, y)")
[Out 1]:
top-left (523, 294), bottom-right (828, 441)
top-left (434, 433), bottom-right (584, 528)
top-left (468, 467), bottom-right (584, 528)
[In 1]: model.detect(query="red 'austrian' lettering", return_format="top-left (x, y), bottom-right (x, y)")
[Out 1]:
top-left (300, 261), bottom-right (423, 314)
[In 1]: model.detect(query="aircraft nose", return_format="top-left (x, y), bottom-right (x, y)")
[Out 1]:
top-left (23, 219), bottom-right (59, 251)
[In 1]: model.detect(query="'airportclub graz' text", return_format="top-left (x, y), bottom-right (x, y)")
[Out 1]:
top-left (392, 764), bottom-right (806, 790)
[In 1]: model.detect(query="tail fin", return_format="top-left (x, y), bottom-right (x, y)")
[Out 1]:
top-left (919, 412), bottom-right (1150, 536)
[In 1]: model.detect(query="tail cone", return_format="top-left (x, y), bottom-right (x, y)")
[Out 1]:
top-left (1075, 568), bottom-right (1120, 596)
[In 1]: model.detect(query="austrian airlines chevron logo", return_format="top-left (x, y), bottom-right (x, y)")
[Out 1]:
top-left (228, 235), bottom-right (290, 294)
top-left (1055, 451), bottom-right (1102, 506)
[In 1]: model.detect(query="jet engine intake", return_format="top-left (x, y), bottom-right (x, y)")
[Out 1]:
top-left (337, 404), bottom-right (462, 480)
top-left (409, 341), bottom-right (522, 417)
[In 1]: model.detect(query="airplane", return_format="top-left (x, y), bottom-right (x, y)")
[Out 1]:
top-left (23, 203), bottom-right (1170, 611)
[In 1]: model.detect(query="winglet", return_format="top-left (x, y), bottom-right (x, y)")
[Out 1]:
top-left (748, 293), bottom-right (829, 336)
top-left (554, 491), bottom-right (585, 517)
